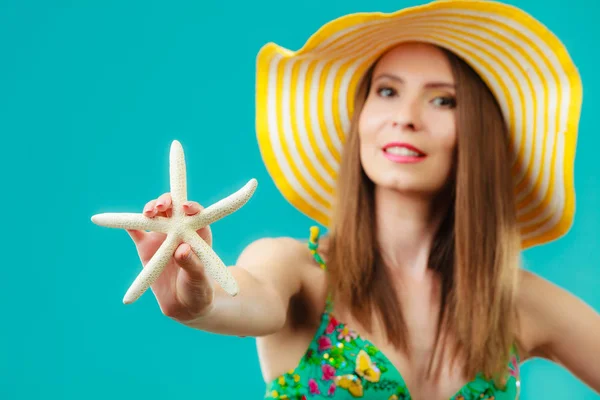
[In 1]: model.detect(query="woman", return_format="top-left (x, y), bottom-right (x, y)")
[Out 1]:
top-left (126, 1), bottom-right (599, 399)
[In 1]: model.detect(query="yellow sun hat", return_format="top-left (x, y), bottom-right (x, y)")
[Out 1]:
top-left (254, 0), bottom-right (582, 249)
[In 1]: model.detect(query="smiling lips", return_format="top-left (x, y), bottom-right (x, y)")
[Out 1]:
top-left (382, 142), bottom-right (427, 163)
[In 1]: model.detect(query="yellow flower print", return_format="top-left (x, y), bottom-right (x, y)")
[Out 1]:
top-left (334, 374), bottom-right (364, 397)
top-left (355, 349), bottom-right (381, 382)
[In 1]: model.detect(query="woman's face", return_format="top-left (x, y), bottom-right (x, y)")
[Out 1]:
top-left (358, 42), bottom-right (458, 197)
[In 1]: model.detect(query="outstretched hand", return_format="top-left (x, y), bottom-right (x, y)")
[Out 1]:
top-left (126, 193), bottom-right (215, 321)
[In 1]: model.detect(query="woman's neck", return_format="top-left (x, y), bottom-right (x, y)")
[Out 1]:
top-left (374, 185), bottom-right (447, 282)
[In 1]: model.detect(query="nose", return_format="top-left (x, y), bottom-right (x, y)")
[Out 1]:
top-left (392, 120), bottom-right (416, 130)
top-left (391, 96), bottom-right (421, 131)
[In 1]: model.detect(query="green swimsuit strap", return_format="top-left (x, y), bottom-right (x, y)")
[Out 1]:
top-left (308, 226), bottom-right (326, 269)
top-left (308, 226), bottom-right (334, 313)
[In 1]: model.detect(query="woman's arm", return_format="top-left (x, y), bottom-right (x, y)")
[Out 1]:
top-left (517, 269), bottom-right (600, 393)
top-left (178, 237), bottom-right (307, 337)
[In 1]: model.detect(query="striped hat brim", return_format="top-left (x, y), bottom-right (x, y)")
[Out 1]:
top-left (255, 0), bottom-right (582, 249)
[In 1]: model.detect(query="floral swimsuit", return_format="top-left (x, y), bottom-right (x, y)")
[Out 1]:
top-left (264, 227), bottom-right (521, 400)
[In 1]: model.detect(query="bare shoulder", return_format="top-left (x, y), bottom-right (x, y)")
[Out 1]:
top-left (235, 235), bottom-right (317, 301)
top-left (237, 236), bottom-right (310, 265)
top-left (247, 235), bottom-right (329, 382)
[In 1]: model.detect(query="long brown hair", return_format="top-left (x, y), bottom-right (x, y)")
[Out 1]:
top-left (325, 44), bottom-right (522, 386)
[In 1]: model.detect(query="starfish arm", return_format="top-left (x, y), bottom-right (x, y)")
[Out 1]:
top-left (169, 140), bottom-right (187, 218)
top-left (183, 230), bottom-right (239, 296)
top-left (123, 233), bottom-right (180, 304)
top-left (187, 178), bottom-right (258, 230)
top-left (91, 213), bottom-right (171, 233)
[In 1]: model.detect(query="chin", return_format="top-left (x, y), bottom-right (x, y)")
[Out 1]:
top-left (381, 183), bottom-right (435, 196)
top-left (362, 156), bottom-right (452, 195)
top-left (371, 172), bottom-right (449, 197)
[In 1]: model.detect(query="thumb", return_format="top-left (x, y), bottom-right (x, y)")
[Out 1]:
top-left (174, 243), bottom-right (209, 283)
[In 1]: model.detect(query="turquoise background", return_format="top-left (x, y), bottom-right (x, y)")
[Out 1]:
top-left (1, 0), bottom-right (598, 398)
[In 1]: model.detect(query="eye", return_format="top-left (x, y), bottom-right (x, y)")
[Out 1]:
top-left (376, 86), bottom-right (397, 98)
top-left (431, 96), bottom-right (456, 108)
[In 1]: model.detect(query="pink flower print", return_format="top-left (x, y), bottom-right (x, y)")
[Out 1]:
top-left (326, 317), bottom-right (339, 334)
top-left (337, 326), bottom-right (358, 342)
top-left (308, 378), bottom-right (320, 394)
top-left (328, 382), bottom-right (336, 395)
top-left (508, 354), bottom-right (520, 378)
top-left (318, 335), bottom-right (332, 351)
top-left (322, 364), bottom-right (336, 381)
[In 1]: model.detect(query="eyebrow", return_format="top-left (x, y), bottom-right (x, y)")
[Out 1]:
top-left (373, 73), bottom-right (455, 89)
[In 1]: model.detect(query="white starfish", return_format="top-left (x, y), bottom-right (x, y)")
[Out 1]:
top-left (91, 140), bottom-right (257, 304)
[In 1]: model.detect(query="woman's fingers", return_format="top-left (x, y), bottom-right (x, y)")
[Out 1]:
top-left (182, 202), bottom-right (211, 244)
top-left (143, 197), bottom-right (205, 223)
top-left (143, 193), bottom-right (173, 218)
top-left (183, 201), bottom-right (202, 215)
top-left (155, 193), bottom-right (172, 213)
top-left (143, 199), bottom-right (157, 217)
